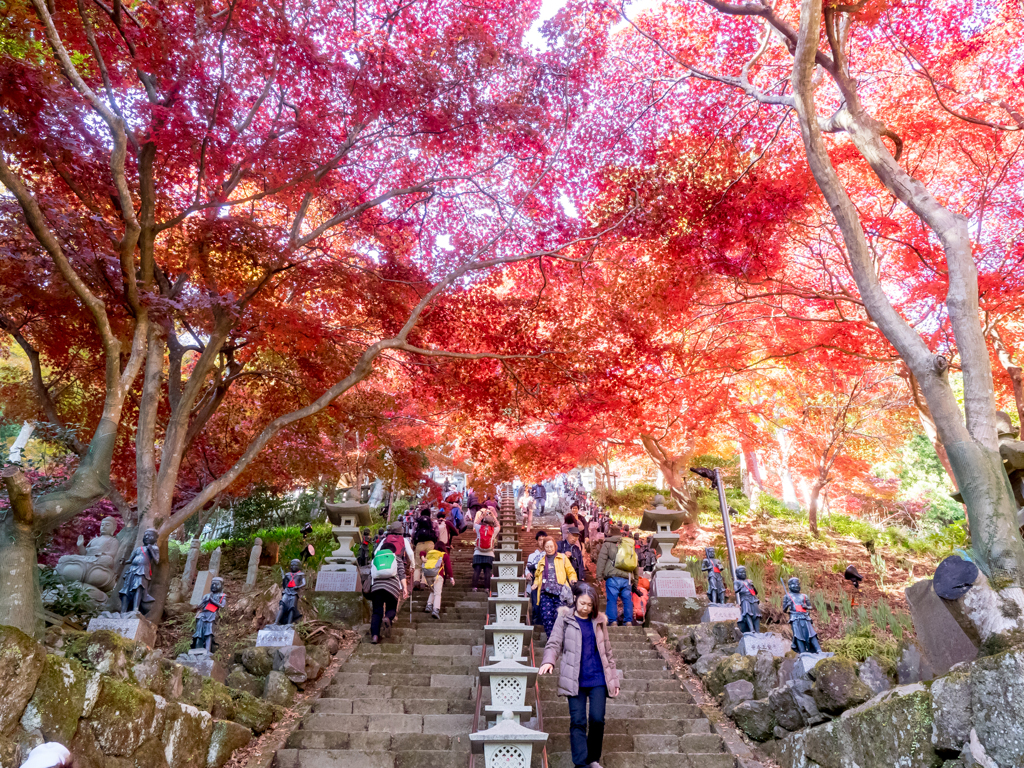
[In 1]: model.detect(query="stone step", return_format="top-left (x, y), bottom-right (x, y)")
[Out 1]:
top-left (322, 683), bottom-right (474, 701)
top-left (541, 717), bottom-right (713, 737)
top-left (274, 749), bottom-right (474, 768)
top-left (314, 698), bottom-right (477, 716)
top-left (543, 752), bottom-right (734, 768)
top-left (285, 731), bottom-right (471, 752)
top-left (299, 712), bottom-right (475, 735)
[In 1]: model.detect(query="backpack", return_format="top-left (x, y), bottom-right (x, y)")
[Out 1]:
top-left (414, 516), bottom-right (436, 544)
top-left (371, 549), bottom-right (399, 581)
top-left (437, 520), bottom-right (450, 545)
top-left (614, 536), bottom-right (638, 572)
top-left (422, 549), bottom-right (445, 581)
top-left (477, 523), bottom-right (494, 550)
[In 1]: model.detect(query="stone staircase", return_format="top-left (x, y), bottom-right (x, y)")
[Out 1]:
top-left (274, 531), bottom-right (485, 768)
top-left (275, 489), bottom-right (737, 768)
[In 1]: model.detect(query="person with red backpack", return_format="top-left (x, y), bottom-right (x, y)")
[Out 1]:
top-left (471, 508), bottom-right (500, 592)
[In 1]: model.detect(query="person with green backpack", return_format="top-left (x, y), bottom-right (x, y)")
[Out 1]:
top-left (595, 524), bottom-right (638, 626)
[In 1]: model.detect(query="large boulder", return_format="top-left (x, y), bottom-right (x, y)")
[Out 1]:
top-left (722, 679), bottom-right (755, 716)
top-left (692, 651), bottom-right (726, 678)
top-left (692, 624), bottom-right (718, 657)
top-left (83, 676), bottom-right (165, 756)
top-left (225, 666), bottom-right (263, 698)
top-left (20, 654), bottom-right (88, 744)
top-left (0, 625), bottom-right (46, 734)
top-left (810, 657), bottom-right (873, 715)
top-left (63, 630), bottom-right (144, 680)
top-left (769, 679), bottom-right (826, 732)
top-left (162, 702), bottom-right (214, 768)
top-left (181, 670), bottom-right (235, 720)
top-left (206, 720), bottom-right (252, 768)
top-left (732, 698), bottom-right (776, 742)
top-left (229, 691), bottom-right (279, 733)
top-left (857, 657), bottom-right (892, 696)
top-left (778, 684), bottom-right (940, 768)
top-left (753, 650), bottom-right (779, 699)
top-left (263, 670), bottom-right (296, 707)
top-left (705, 653), bottom-right (755, 696)
top-left (677, 629), bottom-right (699, 663)
top-left (931, 647), bottom-right (1024, 767)
top-left (240, 647), bottom-right (274, 677)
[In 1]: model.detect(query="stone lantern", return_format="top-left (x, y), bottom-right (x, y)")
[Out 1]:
top-left (479, 659), bottom-right (538, 724)
top-left (497, 548), bottom-right (523, 563)
top-left (639, 494), bottom-right (688, 567)
top-left (470, 716), bottom-right (548, 768)
top-left (489, 595), bottom-right (530, 625)
top-left (491, 575), bottom-right (529, 600)
top-left (485, 621), bottom-right (533, 663)
top-left (315, 489), bottom-right (374, 622)
top-left (495, 559), bottom-right (525, 579)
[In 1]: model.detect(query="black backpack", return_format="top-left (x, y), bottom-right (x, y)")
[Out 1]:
top-left (414, 516), bottom-right (436, 544)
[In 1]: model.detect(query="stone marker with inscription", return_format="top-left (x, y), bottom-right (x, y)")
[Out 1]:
top-left (256, 625), bottom-right (302, 648)
top-left (738, 632), bottom-right (789, 657)
top-left (315, 569), bottom-right (359, 592)
top-left (905, 577), bottom-right (978, 674)
top-left (87, 612), bottom-right (158, 647)
top-left (651, 570), bottom-right (697, 598)
top-left (702, 603), bottom-right (741, 623)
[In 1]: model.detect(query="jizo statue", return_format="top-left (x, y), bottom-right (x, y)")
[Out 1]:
top-left (119, 528), bottom-right (160, 614)
top-left (782, 577), bottom-right (822, 653)
top-left (702, 547), bottom-right (727, 604)
top-left (192, 577), bottom-right (226, 652)
top-left (734, 566), bottom-right (761, 634)
top-left (275, 559), bottom-right (306, 626)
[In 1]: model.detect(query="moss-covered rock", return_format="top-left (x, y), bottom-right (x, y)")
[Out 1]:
top-left (0, 625), bottom-right (46, 735)
top-left (83, 675), bottom-right (164, 756)
top-left (229, 690), bottom-right (279, 733)
top-left (931, 647), bottom-right (1024, 767)
top-left (810, 657), bottom-right (873, 715)
top-left (122, 737), bottom-right (169, 768)
top-left (240, 647), bottom-right (274, 677)
top-left (225, 666), bottom-right (263, 697)
top-left (161, 702), bottom-right (213, 768)
top-left (753, 649), bottom-right (780, 699)
top-left (263, 670), bottom-right (296, 707)
top-left (705, 653), bottom-right (756, 696)
top-left (181, 670), bottom-right (235, 720)
top-left (133, 658), bottom-right (185, 700)
top-left (20, 654), bottom-right (87, 744)
top-left (63, 630), bottom-right (146, 681)
top-left (779, 684), bottom-right (940, 768)
top-left (206, 720), bottom-right (252, 768)
top-left (732, 698), bottom-right (776, 742)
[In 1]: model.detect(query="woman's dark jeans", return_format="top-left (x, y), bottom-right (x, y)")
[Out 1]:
top-left (567, 684), bottom-right (607, 767)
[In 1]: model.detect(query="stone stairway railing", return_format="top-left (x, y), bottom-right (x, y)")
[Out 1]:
top-left (469, 488), bottom-right (549, 768)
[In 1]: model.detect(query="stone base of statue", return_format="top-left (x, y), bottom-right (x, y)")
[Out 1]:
top-left (87, 611), bottom-right (158, 647)
top-left (738, 631), bottom-right (789, 657)
top-left (646, 595), bottom-right (706, 626)
top-left (701, 604), bottom-right (741, 623)
top-left (315, 592), bottom-right (368, 627)
top-left (175, 648), bottom-right (227, 683)
top-left (256, 624), bottom-right (303, 648)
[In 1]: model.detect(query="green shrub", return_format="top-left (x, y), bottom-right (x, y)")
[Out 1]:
top-left (820, 513), bottom-right (878, 542)
top-left (39, 568), bottom-right (101, 621)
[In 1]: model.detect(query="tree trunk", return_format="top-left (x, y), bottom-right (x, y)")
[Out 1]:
top-left (638, 434), bottom-right (698, 523)
top-left (1, 469), bottom-right (43, 637)
top-left (788, 0), bottom-right (1024, 584)
top-left (808, 480), bottom-right (824, 538)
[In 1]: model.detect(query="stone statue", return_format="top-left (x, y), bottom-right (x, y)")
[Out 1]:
top-left (56, 516), bottom-right (120, 602)
top-left (191, 577), bottom-right (227, 652)
top-left (734, 566), bottom-right (761, 634)
top-left (995, 411), bottom-right (1024, 529)
top-left (782, 577), bottom-right (821, 653)
top-left (701, 547), bottom-right (727, 604)
top-left (182, 537), bottom-right (201, 594)
top-left (275, 559), bottom-right (306, 625)
top-left (119, 528), bottom-right (159, 614)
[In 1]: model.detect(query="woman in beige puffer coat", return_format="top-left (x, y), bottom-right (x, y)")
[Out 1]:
top-left (539, 583), bottom-right (619, 768)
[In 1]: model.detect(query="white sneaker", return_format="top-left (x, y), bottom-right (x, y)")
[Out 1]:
top-left (589, 763), bottom-right (603, 768)
top-left (425, 603), bottom-right (433, 613)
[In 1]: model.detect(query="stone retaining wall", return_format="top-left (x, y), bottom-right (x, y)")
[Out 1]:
top-left (0, 624), bottom-right (278, 768)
